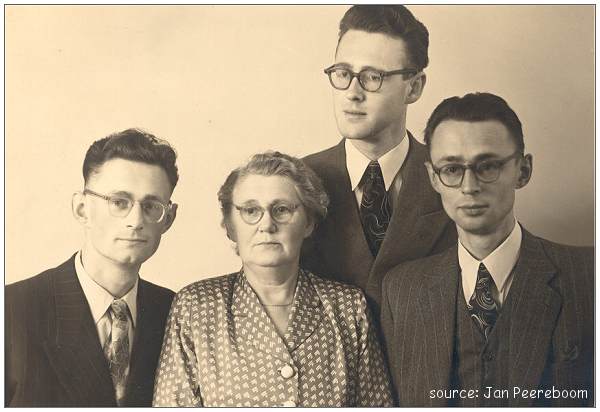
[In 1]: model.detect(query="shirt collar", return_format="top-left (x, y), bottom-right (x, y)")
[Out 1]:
top-left (74, 250), bottom-right (138, 327)
top-left (345, 132), bottom-right (409, 191)
top-left (458, 219), bottom-right (522, 295)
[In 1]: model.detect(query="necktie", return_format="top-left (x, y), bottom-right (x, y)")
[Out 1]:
top-left (104, 299), bottom-right (130, 405)
top-left (359, 160), bottom-right (392, 257)
top-left (467, 263), bottom-right (499, 339)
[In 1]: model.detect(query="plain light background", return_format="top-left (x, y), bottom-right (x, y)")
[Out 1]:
top-left (6, 5), bottom-right (594, 291)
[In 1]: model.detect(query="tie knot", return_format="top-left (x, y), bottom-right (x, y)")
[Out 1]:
top-left (111, 299), bottom-right (129, 322)
top-left (364, 160), bottom-right (384, 182)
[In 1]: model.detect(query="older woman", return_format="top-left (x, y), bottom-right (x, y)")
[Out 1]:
top-left (153, 152), bottom-right (392, 407)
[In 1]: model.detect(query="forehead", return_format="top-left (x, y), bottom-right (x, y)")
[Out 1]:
top-left (88, 158), bottom-right (172, 200)
top-left (232, 174), bottom-right (300, 204)
top-left (429, 120), bottom-right (517, 161)
top-left (336, 29), bottom-right (409, 70)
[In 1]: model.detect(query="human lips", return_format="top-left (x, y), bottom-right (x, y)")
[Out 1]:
top-left (459, 204), bottom-right (488, 216)
top-left (343, 109), bottom-right (367, 119)
top-left (117, 237), bottom-right (148, 244)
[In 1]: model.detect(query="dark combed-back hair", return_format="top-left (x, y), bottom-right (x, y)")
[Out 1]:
top-left (424, 92), bottom-right (525, 153)
top-left (83, 128), bottom-right (179, 190)
top-left (218, 151), bottom-right (329, 228)
top-left (338, 5), bottom-right (429, 71)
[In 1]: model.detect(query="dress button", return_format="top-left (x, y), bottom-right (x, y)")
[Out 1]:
top-left (281, 400), bottom-right (296, 407)
top-left (280, 364), bottom-right (295, 379)
top-left (483, 353), bottom-right (493, 361)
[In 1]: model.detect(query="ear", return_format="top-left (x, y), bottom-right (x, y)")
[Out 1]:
top-left (424, 161), bottom-right (442, 193)
top-left (72, 191), bottom-right (89, 225)
top-left (224, 219), bottom-right (237, 243)
top-left (303, 216), bottom-right (316, 239)
top-left (515, 154), bottom-right (533, 189)
top-left (160, 203), bottom-right (178, 234)
top-left (405, 72), bottom-right (426, 104)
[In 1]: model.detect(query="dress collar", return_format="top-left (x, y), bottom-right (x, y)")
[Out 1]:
top-left (344, 132), bottom-right (409, 191)
top-left (74, 250), bottom-right (138, 326)
top-left (458, 220), bottom-right (522, 296)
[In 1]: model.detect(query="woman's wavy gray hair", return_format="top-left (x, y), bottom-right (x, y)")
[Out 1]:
top-left (218, 151), bottom-right (329, 229)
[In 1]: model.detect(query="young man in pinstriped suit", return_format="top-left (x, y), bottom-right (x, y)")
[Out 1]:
top-left (381, 93), bottom-right (593, 406)
top-left (5, 129), bottom-right (177, 406)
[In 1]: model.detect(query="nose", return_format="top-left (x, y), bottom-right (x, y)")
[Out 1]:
top-left (345, 76), bottom-right (365, 102)
top-left (461, 168), bottom-right (481, 194)
top-left (257, 211), bottom-right (277, 233)
top-left (125, 202), bottom-right (144, 230)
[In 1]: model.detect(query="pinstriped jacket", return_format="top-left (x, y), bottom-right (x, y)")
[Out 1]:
top-left (5, 255), bottom-right (174, 406)
top-left (153, 269), bottom-right (393, 407)
top-left (381, 229), bottom-right (594, 406)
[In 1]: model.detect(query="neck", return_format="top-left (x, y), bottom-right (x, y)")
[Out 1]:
top-left (81, 246), bottom-right (139, 298)
top-left (243, 261), bottom-right (299, 305)
top-left (458, 218), bottom-right (516, 260)
top-left (349, 125), bottom-right (406, 160)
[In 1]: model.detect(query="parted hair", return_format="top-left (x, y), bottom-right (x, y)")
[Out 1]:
top-left (218, 151), bottom-right (329, 228)
top-left (338, 5), bottom-right (429, 71)
top-left (83, 128), bottom-right (179, 190)
top-left (424, 92), bottom-right (525, 153)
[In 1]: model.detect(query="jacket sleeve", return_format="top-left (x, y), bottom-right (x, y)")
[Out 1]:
top-left (355, 291), bottom-right (394, 407)
top-left (152, 290), bottom-right (203, 407)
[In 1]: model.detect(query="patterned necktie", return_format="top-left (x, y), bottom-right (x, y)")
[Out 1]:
top-left (467, 263), bottom-right (499, 339)
top-left (104, 299), bottom-right (130, 406)
top-left (359, 160), bottom-right (392, 257)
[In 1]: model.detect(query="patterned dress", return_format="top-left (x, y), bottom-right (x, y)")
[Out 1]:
top-left (153, 269), bottom-right (392, 407)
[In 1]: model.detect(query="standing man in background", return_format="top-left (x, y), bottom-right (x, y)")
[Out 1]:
top-left (302, 5), bottom-right (456, 313)
top-left (6, 129), bottom-right (178, 406)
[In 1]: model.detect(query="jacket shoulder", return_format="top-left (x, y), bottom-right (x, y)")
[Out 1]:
top-left (535, 237), bottom-right (594, 283)
top-left (307, 271), bottom-right (365, 302)
top-left (173, 273), bottom-right (237, 310)
top-left (6, 257), bottom-right (74, 308)
top-left (383, 249), bottom-right (450, 290)
top-left (303, 143), bottom-right (342, 170)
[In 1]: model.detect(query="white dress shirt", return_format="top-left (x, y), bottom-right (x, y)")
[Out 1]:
top-left (74, 251), bottom-right (138, 354)
top-left (458, 220), bottom-right (522, 308)
top-left (345, 133), bottom-right (410, 208)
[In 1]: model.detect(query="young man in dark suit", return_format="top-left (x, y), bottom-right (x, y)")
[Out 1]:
top-left (381, 93), bottom-right (593, 406)
top-left (302, 5), bottom-right (456, 314)
top-left (5, 129), bottom-right (178, 406)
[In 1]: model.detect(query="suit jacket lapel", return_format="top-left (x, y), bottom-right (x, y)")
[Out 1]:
top-left (124, 279), bottom-right (162, 406)
top-left (368, 134), bottom-right (452, 303)
top-left (417, 247), bottom-right (459, 406)
top-left (42, 256), bottom-right (116, 406)
top-left (506, 229), bottom-right (561, 406)
top-left (317, 140), bottom-right (373, 288)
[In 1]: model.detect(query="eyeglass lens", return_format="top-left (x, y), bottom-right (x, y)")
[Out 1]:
top-left (237, 202), bottom-right (296, 224)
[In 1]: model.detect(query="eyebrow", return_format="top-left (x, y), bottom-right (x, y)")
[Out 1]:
top-left (333, 63), bottom-right (383, 72)
top-left (237, 198), bottom-right (293, 206)
top-left (110, 191), bottom-right (168, 203)
top-left (436, 153), bottom-right (505, 164)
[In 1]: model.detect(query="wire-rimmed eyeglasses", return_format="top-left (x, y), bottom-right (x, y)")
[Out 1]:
top-left (83, 189), bottom-right (171, 223)
top-left (234, 202), bottom-right (299, 225)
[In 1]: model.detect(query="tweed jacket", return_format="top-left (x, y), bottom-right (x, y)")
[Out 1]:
top-left (153, 269), bottom-right (393, 407)
top-left (5, 255), bottom-right (175, 407)
top-left (381, 229), bottom-right (594, 406)
top-left (301, 134), bottom-right (457, 313)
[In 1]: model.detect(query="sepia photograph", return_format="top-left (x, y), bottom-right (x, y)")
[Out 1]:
top-left (5, 4), bottom-right (594, 407)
